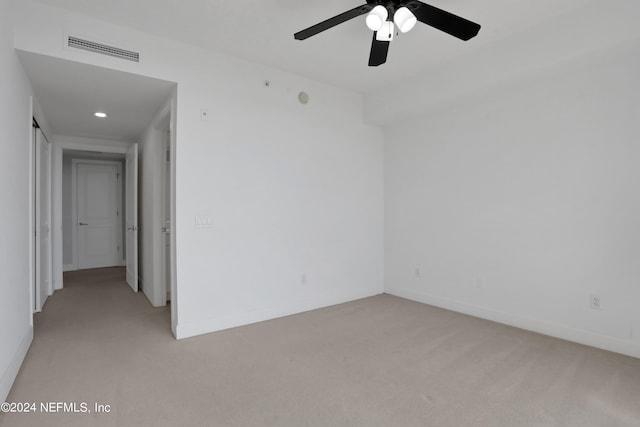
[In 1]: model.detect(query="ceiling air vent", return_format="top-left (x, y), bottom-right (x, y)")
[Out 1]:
top-left (68, 36), bottom-right (140, 63)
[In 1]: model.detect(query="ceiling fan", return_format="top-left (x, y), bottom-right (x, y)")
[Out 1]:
top-left (294, 1), bottom-right (481, 66)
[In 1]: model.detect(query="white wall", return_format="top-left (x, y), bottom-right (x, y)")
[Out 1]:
top-left (14, 0), bottom-right (384, 339)
top-left (0, 0), bottom-right (35, 402)
top-left (384, 38), bottom-right (640, 358)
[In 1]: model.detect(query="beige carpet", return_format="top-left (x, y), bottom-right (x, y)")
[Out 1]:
top-left (2, 267), bottom-right (639, 427)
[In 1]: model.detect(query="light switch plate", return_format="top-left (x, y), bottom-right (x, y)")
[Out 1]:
top-left (195, 215), bottom-right (214, 229)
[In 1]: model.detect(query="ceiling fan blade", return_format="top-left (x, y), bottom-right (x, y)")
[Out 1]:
top-left (294, 4), bottom-right (374, 40)
top-left (368, 33), bottom-right (390, 67)
top-left (411, 1), bottom-right (481, 41)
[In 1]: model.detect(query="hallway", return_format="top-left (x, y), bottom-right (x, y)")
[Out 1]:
top-left (3, 268), bottom-right (171, 426)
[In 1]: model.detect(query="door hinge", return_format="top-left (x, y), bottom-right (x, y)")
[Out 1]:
top-left (117, 245), bottom-right (120, 252)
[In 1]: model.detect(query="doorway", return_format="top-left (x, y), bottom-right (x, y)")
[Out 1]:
top-left (62, 147), bottom-right (138, 294)
top-left (138, 114), bottom-right (173, 307)
top-left (74, 160), bottom-right (123, 270)
top-left (19, 50), bottom-right (177, 334)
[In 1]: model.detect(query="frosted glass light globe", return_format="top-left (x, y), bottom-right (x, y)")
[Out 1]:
top-left (366, 5), bottom-right (388, 31)
top-left (394, 7), bottom-right (417, 33)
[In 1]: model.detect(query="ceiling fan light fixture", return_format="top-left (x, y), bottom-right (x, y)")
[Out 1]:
top-left (366, 5), bottom-right (388, 31)
top-left (293, 1), bottom-right (482, 67)
top-left (394, 7), bottom-right (417, 33)
top-left (375, 21), bottom-right (395, 41)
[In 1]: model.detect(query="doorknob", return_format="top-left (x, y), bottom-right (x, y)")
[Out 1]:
top-left (79, 222), bottom-right (88, 226)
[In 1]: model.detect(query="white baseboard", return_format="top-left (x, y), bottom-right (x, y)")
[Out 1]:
top-left (385, 287), bottom-right (640, 359)
top-left (0, 327), bottom-right (33, 402)
top-left (63, 264), bottom-right (75, 272)
top-left (175, 289), bottom-right (383, 340)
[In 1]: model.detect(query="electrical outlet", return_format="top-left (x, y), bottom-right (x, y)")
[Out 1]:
top-left (590, 294), bottom-right (601, 310)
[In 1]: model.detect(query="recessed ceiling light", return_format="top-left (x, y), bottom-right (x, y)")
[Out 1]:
top-left (94, 112), bottom-right (108, 118)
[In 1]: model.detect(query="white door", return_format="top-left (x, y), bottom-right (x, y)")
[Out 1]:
top-left (162, 130), bottom-right (171, 302)
top-left (77, 163), bottom-right (121, 269)
top-left (34, 127), bottom-right (51, 312)
top-left (125, 144), bottom-right (139, 292)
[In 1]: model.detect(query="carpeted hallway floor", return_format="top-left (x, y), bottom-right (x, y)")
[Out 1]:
top-left (2, 267), bottom-right (640, 426)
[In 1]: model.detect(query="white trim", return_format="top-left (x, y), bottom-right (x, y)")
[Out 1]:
top-left (41, 129), bottom-right (53, 299)
top-left (70, 159), bottom-right (77, 270)
top-left (385, 287), bottom-right (640, 359)
top-left (34, 128), bottom-right (43, 312)
top-left (51, 144), bottom-right (63, 291)
top-left (0, 327), bottom-right (33, 402)
top-left (56, 136), bottom-right (132, 154)
top-left (175, 290), bottom-right (382, 340)
top-left (72, 159), bottom-right (124, 270)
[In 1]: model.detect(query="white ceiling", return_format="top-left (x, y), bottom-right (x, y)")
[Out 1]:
top-left (18, 51), bottom-right (175, 141)
top-left (20, 0), bottom-right (598, 141)
top-left (33, 0), bottom-right (595, 93)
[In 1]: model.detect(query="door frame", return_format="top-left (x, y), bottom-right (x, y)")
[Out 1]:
top-left (53, 138), bottom-right (131, 289)
top-left (72, 159), bottom-right (124, 270)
